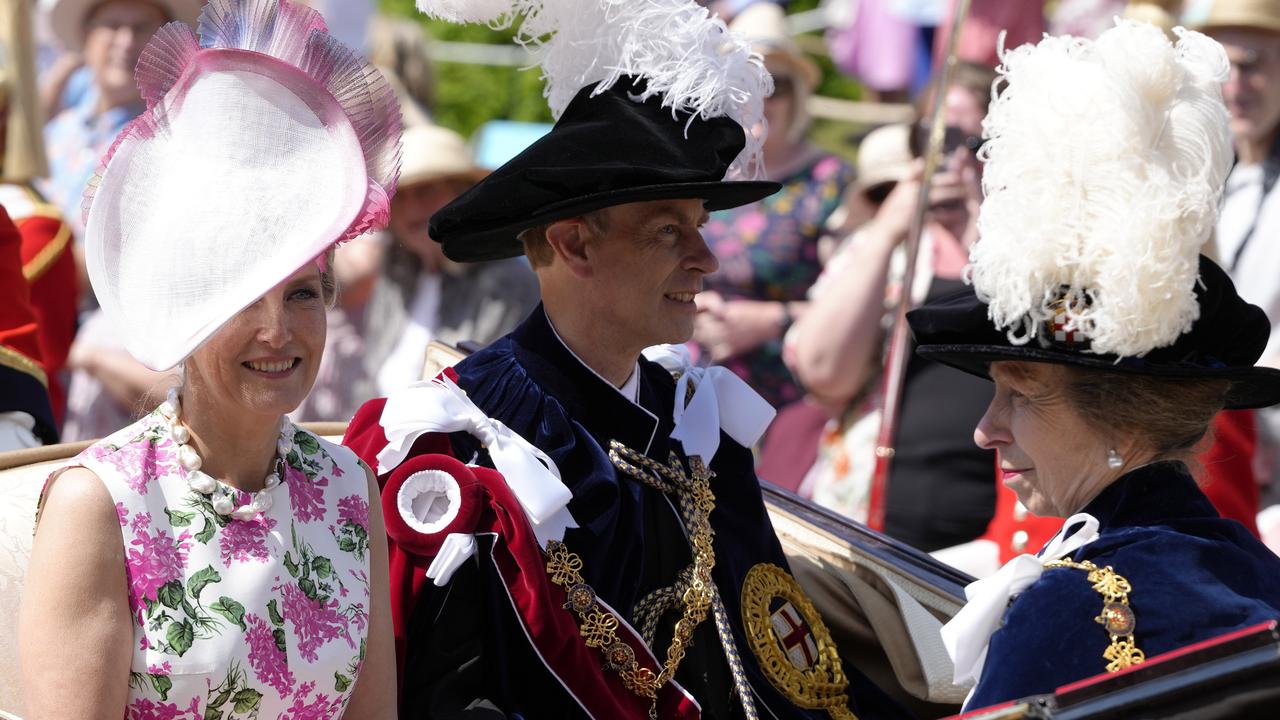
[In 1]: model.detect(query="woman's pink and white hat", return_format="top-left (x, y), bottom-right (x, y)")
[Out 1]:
top-left (84, 0), bottom-right (401, 371)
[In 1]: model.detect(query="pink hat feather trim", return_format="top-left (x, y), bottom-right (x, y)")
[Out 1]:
top-left (83, 0), bottom-right (400, 239)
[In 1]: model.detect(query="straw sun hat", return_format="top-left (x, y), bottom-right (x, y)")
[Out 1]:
top-left (398, 124), bottom-right (487, 190)
top-left (42, 0), bottom-right (204, 51)
top-left (1193, 0), bottom-right (1280, 35)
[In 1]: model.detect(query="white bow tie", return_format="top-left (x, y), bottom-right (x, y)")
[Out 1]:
top-left (940, 513), bottom-right (1101, 700)
top-left (642, 344), bottom-right (776, 460)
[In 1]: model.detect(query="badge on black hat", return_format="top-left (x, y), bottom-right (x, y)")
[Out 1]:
top-left (416, 0), bottom-right (782, 262)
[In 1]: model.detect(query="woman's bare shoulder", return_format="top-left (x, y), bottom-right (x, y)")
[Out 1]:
top-left (38, 465), bottom-right (120, 531)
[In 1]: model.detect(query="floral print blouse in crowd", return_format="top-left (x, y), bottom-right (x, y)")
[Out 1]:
top-left (64, 408), bottom-right (372, 720)
top-left (702, 153), bottom-right (855, 409)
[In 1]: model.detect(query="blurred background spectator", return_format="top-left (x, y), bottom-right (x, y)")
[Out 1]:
top-left (358, 122), bottom-right (539, 401)
top-left (782, 61), bottom-right (996, 551)
top-left (37, 0), bottom-right (202, 302)
top-left (0, 205), bottom-right (58, 450)
top-left (825, 0), bottom-right (916, 103)
top-left (695, 2), bottom-right (856, 410)
top-left (297, 0), bottom-right (372, 52)
top-left (933, 0), bottom-right (1044, 67)
top-left (367, 13), bottom-right (436, 127)
top-left (1193, 0), bottom-right (1280, 554)
top-left (2, 0), bottom-right (76, 427)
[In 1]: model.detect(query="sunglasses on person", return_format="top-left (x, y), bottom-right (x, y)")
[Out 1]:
top-left (910, 123), bottom-right (985, 158)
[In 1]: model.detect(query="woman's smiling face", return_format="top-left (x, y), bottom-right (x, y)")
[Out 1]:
top-left (183, 263), bottom-right (327, 419)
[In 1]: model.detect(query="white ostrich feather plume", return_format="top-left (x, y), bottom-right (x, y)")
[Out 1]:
top-left (416, 0), bottom-right (771, 178)
top-left (967, 19), bottom-right (1233, 357)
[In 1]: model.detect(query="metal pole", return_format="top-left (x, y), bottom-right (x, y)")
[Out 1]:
top-left (867, 0), bottom-right (975, 531)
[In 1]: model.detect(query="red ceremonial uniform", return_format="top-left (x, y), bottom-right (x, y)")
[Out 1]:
top-left (0, 182), bottom-right (77, 422)
top-left (0, 202), bottom-right (58, 444)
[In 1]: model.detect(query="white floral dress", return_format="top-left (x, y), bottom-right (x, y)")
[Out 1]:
top-left (67, 409), bottom-right (371, 720)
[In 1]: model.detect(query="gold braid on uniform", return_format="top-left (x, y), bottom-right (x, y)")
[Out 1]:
top-left (633, 565), bottom-right (696, 647)
top-left (618, 442), bottom-right (763, 720)
top-left (1042, 559), bottom-right (1145, 672)
top-left (542, 443), bottom-right (717, 719)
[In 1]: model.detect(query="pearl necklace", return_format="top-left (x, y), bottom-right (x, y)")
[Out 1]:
top-left (159, 388), bottom-right (293, 521)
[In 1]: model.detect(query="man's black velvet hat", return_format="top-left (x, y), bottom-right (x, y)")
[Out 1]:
top-left (907, 255), bottom-right (1280, 409)
top-left (429, 75), bottom-right (781, 262)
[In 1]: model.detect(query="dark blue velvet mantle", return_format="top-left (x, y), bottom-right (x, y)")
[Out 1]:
top-left (435, 305), bottom-right (909, 719)
top-left (967, 461), bottom-right (1280, 709)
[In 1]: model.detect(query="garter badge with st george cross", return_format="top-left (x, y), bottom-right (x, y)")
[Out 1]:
top-left (740, 563), bottom-right (858, 719)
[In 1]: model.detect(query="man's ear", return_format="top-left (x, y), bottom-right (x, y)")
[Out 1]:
top-left (544, 218), bottom-right (594, 279)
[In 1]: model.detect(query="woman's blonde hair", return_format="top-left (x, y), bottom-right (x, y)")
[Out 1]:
top-left (1064, 368), bottom-right (1230, 459)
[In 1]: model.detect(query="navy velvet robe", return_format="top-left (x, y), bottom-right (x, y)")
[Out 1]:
top-left (967, 461), bottom-right (1280, 709)
top-left (400, 306), bottom-right (908, 719)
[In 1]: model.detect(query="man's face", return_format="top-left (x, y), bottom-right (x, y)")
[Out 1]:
top-left (82, 0), bottom-right (168, 104)
top-left (581, 198), bottom-right (719, 348)
top-left (1212, 28), bottom-right (1280, 148)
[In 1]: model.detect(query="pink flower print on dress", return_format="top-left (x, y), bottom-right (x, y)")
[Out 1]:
top-left (245, 614), bottom-right (296, 696)
top-left (146, 661), bottom-right (171, 676)
top-left (124, 697), bottom-right (194, 720)
top-left (108, 441), bottom-right (158, 495)
top-left (287, 464), bottom-right (328, 523)
top-left (219, 514), bottom-right (279, 563)
top-left (336, 495), bottom-right (368, 530)
top-left (280, 583), bottom-right (353, 663)
top-left (279, 681), bottom-right (346, 720)
top-left (131, 512), bottom-right (153, 534)
top-left (125, 525), bottom-right (192, 619)
top-left (94, 432), bottom-right (182, 495)
top-left (149, 435), bottom-right (180, 476)
top-left (116, 502), bottom-right (129, 527)
top-left (83, 440), bottom-right (118, 463)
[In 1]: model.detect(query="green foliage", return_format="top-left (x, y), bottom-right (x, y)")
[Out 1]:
top-left (377, 0), bottom-right (864, 147)
top-left (379, 0), bottom-right (550, 139)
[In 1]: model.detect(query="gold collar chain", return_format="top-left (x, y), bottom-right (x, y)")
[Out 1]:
top-left (1042, 558), bottom-right (1145, 672)
top-left (542, 442), bottom-right (718, 719)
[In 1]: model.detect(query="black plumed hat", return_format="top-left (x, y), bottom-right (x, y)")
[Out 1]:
top-left (907, 255), bottom-right (1280, 409)
top-left (429, 76), bottom-right (780, 263)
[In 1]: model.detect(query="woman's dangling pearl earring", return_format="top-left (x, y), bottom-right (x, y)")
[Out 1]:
top-left (1107, 448), bottom-right (1124, 470)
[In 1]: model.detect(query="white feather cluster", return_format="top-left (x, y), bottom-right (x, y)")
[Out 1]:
top-left (967, 19), bottom-right (1233, 357)
top-left (415, 0), bottom-right (512, 24)
top-left (415, 0), bottom-right (771, 178)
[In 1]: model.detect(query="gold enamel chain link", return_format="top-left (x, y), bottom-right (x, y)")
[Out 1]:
top-left (542, 442), bottom-right (719, 719)
top-left (1043, 559), bottom-right (1145, 672)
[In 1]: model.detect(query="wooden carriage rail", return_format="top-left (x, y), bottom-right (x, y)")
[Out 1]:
top-left (0, 421), bottom-right (350, 472)
top-left (763, 481), bottom-right (971, 603)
